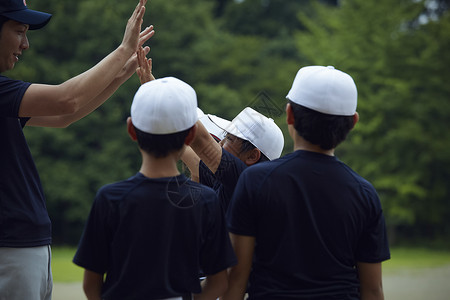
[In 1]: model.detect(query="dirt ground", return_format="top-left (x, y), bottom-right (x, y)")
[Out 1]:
top-left (52, 264), bottom-right (450, 300)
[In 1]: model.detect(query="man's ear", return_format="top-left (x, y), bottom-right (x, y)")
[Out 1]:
top-left (286, 103), bottom-right (295, 125)
top-left (127, 117), bottom-right (138, 141)
top-left (184, 123), bottom-right (198, 146)
top-left (244, 148), bottom-right (261, 166)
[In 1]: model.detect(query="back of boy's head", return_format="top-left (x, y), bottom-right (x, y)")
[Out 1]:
top-left (131, 77), bottom-right (198, 157)
top-left (286, 66), bottom-right (357, 149)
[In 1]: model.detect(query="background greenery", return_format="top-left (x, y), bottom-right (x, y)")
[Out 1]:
top-left (4, 0), bottom-right (450, 246)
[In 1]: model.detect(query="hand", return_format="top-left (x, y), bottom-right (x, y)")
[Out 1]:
top-left (138, 25), bottom-right (155, 49)
top-left (117, 25), bottom-right (155, 79)
top-left (136, 46), bottom-right (155, 84)
top-left (121, 0), bottom-right (148, 55)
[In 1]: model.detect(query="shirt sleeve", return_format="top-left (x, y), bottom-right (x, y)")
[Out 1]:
top-left (199, 190), bottom-right (237, 275)
top-left (226, 167), bottom-right (258, 237)
top-left (355, 184), bottom-right (391, 263)
top-left (198, 160), bottom-right (218, 189)
top-left (0, 76), bottom-right (31, 117)
top-left (73, 190), bottom-right (115, 274)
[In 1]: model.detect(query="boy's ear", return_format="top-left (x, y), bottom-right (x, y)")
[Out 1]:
top-left (127, 117), bottom-right (138, 141)
top-left (351, 112), bottom-right (359, 129)
top-left (286, 103), bottom-right (295, 125)
top-left (244, 148), bottom-right (261, 166)
top-left (184, 123), bottom-right (198, 145)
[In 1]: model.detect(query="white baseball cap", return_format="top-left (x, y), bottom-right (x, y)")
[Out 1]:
top-left (286, 66), bottom-right (357, 116)
top-left (223, 107), bottom-right (284, 160)
top-left (197, 108), bottom-right (231, 142)
top-left (201, 115), bottom-right (230, 142)
top-left (131, 77), bottom-right (198, 134)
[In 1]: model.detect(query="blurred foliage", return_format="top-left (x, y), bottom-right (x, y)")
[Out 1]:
top-left (4, 0), bottom-right (449, 244)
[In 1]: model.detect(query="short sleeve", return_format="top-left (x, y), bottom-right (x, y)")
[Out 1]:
top-left (226, 168), bottom-right (257, 237)
top-left (355, 186), bottom-right (390, 263)
top-left (0, 76), bottom-right (31, 117)
top-left (199, 192), bottom-right (237, 275)
top-left (73, 190), bottom-right (115, 274)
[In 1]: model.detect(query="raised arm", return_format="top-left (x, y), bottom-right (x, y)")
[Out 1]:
top-left (19, 0), bottom-right (150, 119)
top-left (188, 121), bottom-right (223, 174)
top-left (27, 30), bottom-right (154, 128)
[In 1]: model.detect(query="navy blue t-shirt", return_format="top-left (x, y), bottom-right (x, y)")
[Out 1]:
top-left (0, 75), bottom-right (52, 247)
top-left (73, 173), bottom-right (237, 300)
top-left (199, 148), bottom-right (247, 214)
top-left (228, 150), bottom-right (390, 300)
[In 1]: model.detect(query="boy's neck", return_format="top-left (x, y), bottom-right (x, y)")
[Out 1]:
top-left (139, 150), bottom-right (182, 179)
top-left (292, 132), bottom-right (335, 156)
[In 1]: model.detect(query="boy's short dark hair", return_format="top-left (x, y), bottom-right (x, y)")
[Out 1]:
top-left (134, 126), bottom-right (191, 158)
top-left (289, 100), bottom-right (354, 150)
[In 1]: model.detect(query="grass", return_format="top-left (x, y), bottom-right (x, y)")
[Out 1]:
top-left (383, 247), bottom-right (450, 274)
top-left (52, 247), bottom-right (84, 282)
top-left (50, 246), bottom-right (450, 282)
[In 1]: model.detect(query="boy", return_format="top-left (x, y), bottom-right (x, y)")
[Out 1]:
top-left (224, 66), bottom-right (390, 299)
top-left (182, 107), bottom-right (284, 213)
top-left (73, 77), bottom-right (237, 300)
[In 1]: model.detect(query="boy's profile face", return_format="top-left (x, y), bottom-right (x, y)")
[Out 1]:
top-left (221, 133), bottom-right (246, 161)
top-left (0, 20), bottom-right (29, 72)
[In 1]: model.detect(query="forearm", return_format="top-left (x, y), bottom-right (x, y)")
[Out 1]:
top-left (221, 234), bottom-right (254, 300)
top-left (181, 146), bottom-right (201, 182)
top-left (190, 121), bottom-right (222, 174)
top-left (194, 270), bottom-right (228, 300)
top-left (360, 289), bottom-right (384, 300)
top-left (220, 269), bottom-right (247, 300)
top-left (61, 46), bottom-right (132, 110)
top-left (26, 68), bottom-right (132, 128)
top-left (19, 46), bottom-right (132, 119)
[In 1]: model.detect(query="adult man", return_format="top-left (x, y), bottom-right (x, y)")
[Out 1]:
top-left (0, 0), bottom-right (154, 299)
top-left (224, 66), bottom-right (390, 299)
top-left (182, 107), bottom-right (285, 214)
top-left (73, 77), bottom-right (236, 300)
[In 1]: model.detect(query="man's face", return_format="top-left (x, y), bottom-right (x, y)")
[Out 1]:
top-left (0, 20), bottom-right (29, 73)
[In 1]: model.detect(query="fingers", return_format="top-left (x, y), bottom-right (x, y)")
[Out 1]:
top-left (143, 46), bottom-right (150, 56)
top-left (136, 4), bottom-right (146, 23)
top-left (138, 26), bottom-right (155, 48)
top-left (137, 47), bottom-right (146, 68)
top-left (135, 46), bottom-right (154, 84)
top-left (133, 0), bottom-right (147, 19)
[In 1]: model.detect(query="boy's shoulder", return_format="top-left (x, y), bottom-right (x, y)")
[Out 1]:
top-left (96, 173), bottom-right (218, 205)
top-left (94, 173), bottom-right (146, 201)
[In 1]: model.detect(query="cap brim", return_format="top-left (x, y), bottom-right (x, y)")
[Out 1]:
top-left (198, 114), bottom-right (231, 142)
top-left (208, 115), bottom-right (231, 132)
top-left (3, 9), bottom-right (52, 30)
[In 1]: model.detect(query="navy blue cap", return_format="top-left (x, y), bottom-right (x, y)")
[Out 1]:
top-left (0, 0), bottom-right (51, 30)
